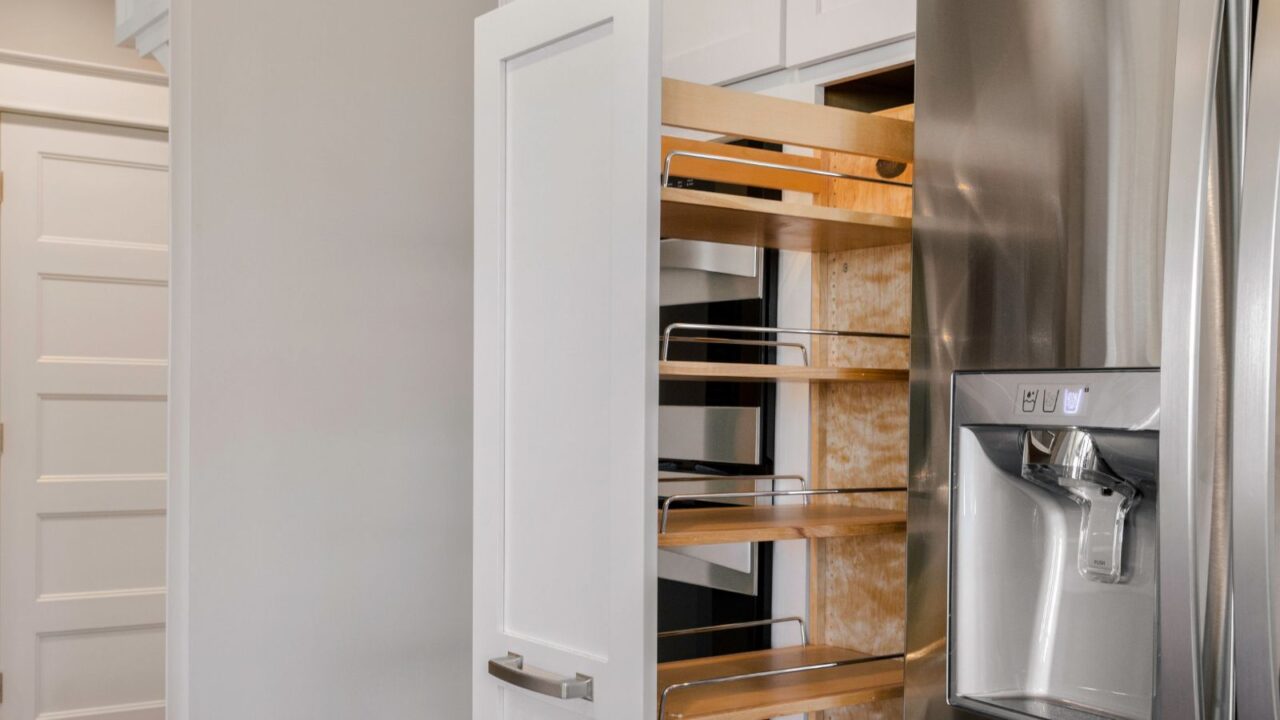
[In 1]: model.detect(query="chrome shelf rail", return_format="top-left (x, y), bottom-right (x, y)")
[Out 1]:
top-left (659, 616), bottom-right (808, 646)
top-left (662, 150), bottom-right (911, 189)
top-left (658, 652), bottom-right (902, 719)
top-left (658, 474), bottom-right (806, 488)
top-left (661, 323), bottom-right (907, 362)
top-left (662, 335), bottom-right (811, 365)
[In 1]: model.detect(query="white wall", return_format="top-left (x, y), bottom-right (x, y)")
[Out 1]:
top-left (168, 0), bottom-right (491, 717)
top-left (0, 0), bottom-right (162, 71)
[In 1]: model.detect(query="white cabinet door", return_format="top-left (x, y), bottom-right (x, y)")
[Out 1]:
top-left (0, 113), bottom-right (168, 720)
top-left (473, 0), bottom-right (658, 718)
top-left (785, 0), bottom-right (916, 68)
top-left (663, 0), bottom-right (784, 85)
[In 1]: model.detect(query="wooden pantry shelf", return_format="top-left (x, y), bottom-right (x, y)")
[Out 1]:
top-left (658, 504), bottom-right (905, 547)
top-left (662, 78), bottom-right (914, 163)
top-left (661, 187), bottom-right (911, 253)
top-left (660, 361), bottom-right (906, 383)
top-left (658, 645), bottom-right (904, 720)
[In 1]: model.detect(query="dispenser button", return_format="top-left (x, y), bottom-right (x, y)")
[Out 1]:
top-left (1021, 388), bottom-right (1039, 412)
top-left (1063, 387), bottom-right (1086, 415)
top-left (1042, 389), bottom-right (1059, 413)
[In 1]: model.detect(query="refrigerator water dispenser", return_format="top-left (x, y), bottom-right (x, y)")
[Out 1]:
top-left (948, 370), bottom-right (1159, 720)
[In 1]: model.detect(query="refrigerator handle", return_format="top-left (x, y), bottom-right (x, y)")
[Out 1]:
top-left (1232, 0), bottom-right (1280, 716)
top-left (1160, 0), bottom-right (1233, 717)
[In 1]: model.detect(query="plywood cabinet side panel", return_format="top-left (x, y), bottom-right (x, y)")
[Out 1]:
top-left (823, 696), bottom-right (905, 720)
top-left (808, 113), bottom-right (912, 718)
top-left (821, 162), bottom-right (913, 219)
top-left (821, 150), bottom-right (913, 219)
top-left (821, 244), bottom-right (912, 365)
top-left (808, 250), bottom-right (832, 654)
top-left (818, 106), bottom-right (916, 219)
top-left (808, 269), bottom-right (910, 718)
top-left (817, 383), bottom-right (909, 492)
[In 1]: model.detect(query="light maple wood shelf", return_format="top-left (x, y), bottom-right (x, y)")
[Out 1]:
top-left (658, 504), bottom-right (906, 548)
top-left (661, 187), bottom-right (911, 253)
top-left (657, 646), bottom-right (904, 720)
top-left (660, 360), bottom-right (906, 383)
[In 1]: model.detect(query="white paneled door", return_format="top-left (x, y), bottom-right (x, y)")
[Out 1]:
top-left (0, 114), bottom-right (168, 720)
top-left (473, 0), bottom-right (658, 718)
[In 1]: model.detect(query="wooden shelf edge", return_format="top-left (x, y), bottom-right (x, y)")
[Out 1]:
top-left (660, 360), bottom-right (907, 383)
top-left (662, 78), bottom-right (914, 163)
top-left (658, 504), bottom-right (907, 548)
top-left (662, 187), bottom-right (911, 253)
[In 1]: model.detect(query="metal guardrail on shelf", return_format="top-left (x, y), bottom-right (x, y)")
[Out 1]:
top-left (661, 323), bottom-right (909, 363)
top-left (656, 614), bottom-right (902, 720)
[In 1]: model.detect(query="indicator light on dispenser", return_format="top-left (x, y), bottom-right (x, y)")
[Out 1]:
top-left (1063, 387), bottom-right (1085, 415)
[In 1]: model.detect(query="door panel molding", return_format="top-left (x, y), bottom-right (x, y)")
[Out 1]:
top-left (0, 112), bottom-right (169, 720)
top-left (473, 0), bottom-right (659, 717)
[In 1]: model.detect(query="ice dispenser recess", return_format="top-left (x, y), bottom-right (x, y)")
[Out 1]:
top-left (949, 370), bottom-right (1159, 720)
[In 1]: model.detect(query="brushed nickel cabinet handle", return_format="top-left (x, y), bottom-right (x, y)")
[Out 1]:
top-left (487, 653), bottom-right (593, 702)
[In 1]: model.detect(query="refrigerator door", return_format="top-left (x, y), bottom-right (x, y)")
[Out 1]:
top-left (1232, 0), bottom-right (1280, 716)
top-left (909, 2), bottom-right (1180, 717)
top-left (1158, 0), bottom-right (1245, 716)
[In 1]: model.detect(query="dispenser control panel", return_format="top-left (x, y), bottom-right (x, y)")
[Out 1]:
top-left (956, 368), bottom-right (1157, 430)
top-left (1015, 384), bottom-right (1089, 417)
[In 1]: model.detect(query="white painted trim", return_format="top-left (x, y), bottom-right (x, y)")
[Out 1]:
top-left (0, 49), bottom-right (167, 85)
top-left (116, 0), bottom-right (168, 46)
top-left (166, 0), bottom-right (190, 716)
top-left (727, 36), bottom-right (916, 98)
top-left (150, 44), bottom-right (170, 71)
top-left (115, 0), bottom-right (171, 72)
top-left (0, 51), bottom-right (168, 130)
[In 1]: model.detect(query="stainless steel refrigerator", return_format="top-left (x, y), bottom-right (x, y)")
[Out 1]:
top-left (905, 0), bottom-right (1277, 717)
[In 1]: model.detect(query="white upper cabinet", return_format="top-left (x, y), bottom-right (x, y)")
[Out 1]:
top-left (115, 0), bottom-right (170, 70)
top-left (785, 0), bottom-right (916, 68)
top-left (663, 0), bottom-right (785, 85)
top-left (473, 0), bottom-right (659, 718)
